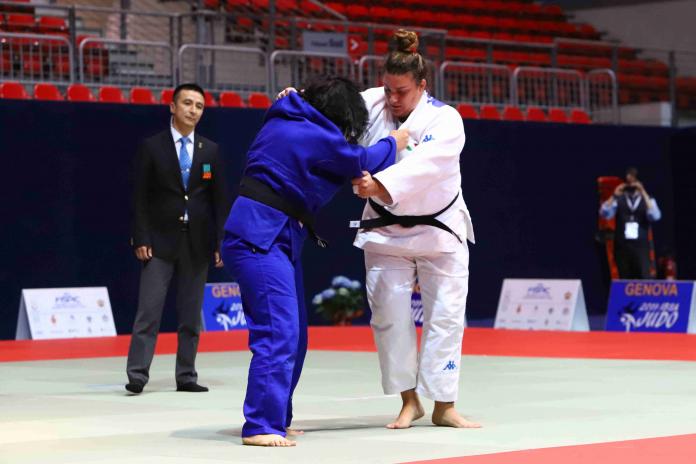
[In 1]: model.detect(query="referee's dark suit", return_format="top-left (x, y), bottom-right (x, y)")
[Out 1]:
top-left (126, 85), bottom-right (227, 393)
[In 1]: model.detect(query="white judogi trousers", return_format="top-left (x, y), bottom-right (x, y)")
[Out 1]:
top-left (365, 243), bottom-right (469, 402)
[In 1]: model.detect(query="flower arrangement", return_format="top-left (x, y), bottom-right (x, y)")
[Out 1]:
top-left (312, 275), bottom-right (364, 325)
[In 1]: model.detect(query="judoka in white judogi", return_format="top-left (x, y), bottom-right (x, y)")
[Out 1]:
top-left (354, 86), bottom-right (474, 404)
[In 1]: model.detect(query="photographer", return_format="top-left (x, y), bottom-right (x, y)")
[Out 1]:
top-left (600, 167), bottom-right (661, 279)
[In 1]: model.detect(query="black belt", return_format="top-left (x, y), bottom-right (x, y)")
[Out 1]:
top-left (350, 194), bottom-right (462, 243)
top-left (238, 176), bottom-right (327, 248)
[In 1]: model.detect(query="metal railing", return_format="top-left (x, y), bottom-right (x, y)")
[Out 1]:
top-left (439, 61), bottom-right (512, 106)
top-left (79, 38), bottom-right (174, 88)
top-left (178, 44), bottom-right (267, 95)
top-left (587, 69), bottom-right (619, 124)
top-left (0, 1), bottom-right (694, 125)
top-left (269, 49), bottom-right (353, 95)
top-left (512, 66), bottom-right (585, 109)
top-left (0, 32), bottom-right (74, 84)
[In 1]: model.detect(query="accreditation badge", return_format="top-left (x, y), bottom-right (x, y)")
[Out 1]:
top-left (202, 163), bottom-right (212, 180)
top-left (624, 221), bottom-right (639, 240)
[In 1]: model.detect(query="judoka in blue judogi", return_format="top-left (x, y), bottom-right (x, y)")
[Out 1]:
top-left (221, 76), bottom-right (408, 446)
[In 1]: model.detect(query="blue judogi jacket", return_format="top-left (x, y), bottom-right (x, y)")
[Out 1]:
top-left (224, 92), bottom-right (396, 258)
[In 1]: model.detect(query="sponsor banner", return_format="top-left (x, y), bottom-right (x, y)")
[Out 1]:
top-left (302, 31), bottom-right (347, 54)
top-left (201, 282), bottom-right (246, 331)
top-left (16, 287), bottom-right (116, 340)
top-left (494, 279), bottom-right (589, 331)
top-left (605, 280), bottom-right (696, 333)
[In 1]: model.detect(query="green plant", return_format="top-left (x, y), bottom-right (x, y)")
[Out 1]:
top-left (312, 275), bottom-right (364, 325)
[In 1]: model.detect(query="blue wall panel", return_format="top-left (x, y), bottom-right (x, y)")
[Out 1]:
top-left (0, 101), bottom-right (678, 339)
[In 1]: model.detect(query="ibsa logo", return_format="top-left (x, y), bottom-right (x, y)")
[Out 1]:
top-left (619, 301), bottom-right (680, 332)
top-left (54, 293), bottom-right (83, 309)
top-left (624, 282), bottom-right (678, 297)
top-left (524, 284), bottom-right (552, 300)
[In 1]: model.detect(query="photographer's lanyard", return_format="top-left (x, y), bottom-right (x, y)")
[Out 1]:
top-left (624, 194), bottom-right (642, 240)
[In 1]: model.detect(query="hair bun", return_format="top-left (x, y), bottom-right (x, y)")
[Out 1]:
top-left (390, 29), bottom-right (419, 54)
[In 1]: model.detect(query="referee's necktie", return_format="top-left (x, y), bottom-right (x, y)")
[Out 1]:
top-left (179, 136), bottom-right (191, 189)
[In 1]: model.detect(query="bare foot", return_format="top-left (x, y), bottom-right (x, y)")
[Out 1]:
top-left (286, 428), bottom-right (304, 436)
top-left (386, 390), bottom-right (425, 429)
top-left (242, 434), bottom-right (297, 447)
top-left (432, 403), bottom-right (481, 428)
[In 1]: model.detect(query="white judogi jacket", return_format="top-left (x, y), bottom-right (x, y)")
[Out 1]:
top-left (353, 87), bottom-right (475, 256)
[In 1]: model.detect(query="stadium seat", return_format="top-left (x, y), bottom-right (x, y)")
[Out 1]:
top-left (456, 103), bottom-right (478, 120)
top-left (98, 86), bottom-right (125, 103)
top-left (219, 91), bottom-right (245, 107)
top-left (34, 83), bottom-right (63, 101)
top-left (130, 87), bottom-right (157, 105)
top-left (67, 83), bottom-right (95, 102)
top-left (204, 91), bottom-right (218, 107)
top-left (479, 105), bottom-right (501, 120)
top-left (502, 106), bottom-right (524, 121)
top-left (160, 88), bottom-right (174, 105)
top-left (0, 81), bottom-right (29, 99)
top-left (248, 92), bottom-right (272, 108)
top-left (6, 13), bottom-right (35, 32)
top-left (548, 107), bottom-right (568, 123)
top-left (22, 55), bottom-right (44, 76)
top-left (570, 108), bottom-right (592, 124)
top-left (38, 16), bottom-right (67, 34)
top-left (1, 52), bottom-right (11, 74)
top-left (51, 55), bottom-right (71, 77)
top-left (525, 106), bottom-right (547, 122)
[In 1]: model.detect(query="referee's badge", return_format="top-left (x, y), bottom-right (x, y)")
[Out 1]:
top-left (202, 163), bottom-right (212, 180)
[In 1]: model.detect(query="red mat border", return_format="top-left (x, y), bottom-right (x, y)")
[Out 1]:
top-left (2, 327), bottom-right (696, 362)
top-left (399, 433), bottom-right (696, 464)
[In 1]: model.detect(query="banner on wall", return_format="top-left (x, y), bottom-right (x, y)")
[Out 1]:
top-left (605, 280), bottom-right (696, 333)
top-left (302, 31), bottom-right (347, 54)
top-left (15, 287), bottom-right (117, 340)
top-left (494, 279), bottom-right (589, 331)
top-left (201, 282), bottom-right (246, 331)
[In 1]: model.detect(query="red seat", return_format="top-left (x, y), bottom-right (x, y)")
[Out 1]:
top-left (527, 106), bottom-right (546, 122)
top-left (248, 92), bottom-right (272, 108)
top-left (22, 55), bottom-right (43, 76)
top-left (570, 108), bottom-right (591, 124)
top-left (548, 107), bottom-right (568, 123)
top-left (51, 55), bottom-right (71, 77)
top-left (219, 91), bottom-right (245, 107)
top-left (160, 88), bottom-right (174, 105)
top-left (130, 87), bottom-right (157, 105)
top-left (6, 13), bottom-right (35, 32)
top-left (34, 83), bottom-right (63, 101)
top-left (98, 86), bottom-right (125, 103)
top-left (66, 83), bottom-right (95, 102)
top-left (77, 35), bottom-right (103, 49)
top-left (502, 106), bottom-right (524, 121)
top-left (456, 103), bottom-right (478, 120)
top-left (479, 105), bottom-right (501, 120)
top-left (83, 57), bottom-right (107, 79)
top-left (38, 16), bottom-right (67, 33)
top-left (525, 106), bottom-right (547, 122)
top-left (0, 81), bottom-right (29, 99)
top-left (1, 52), bottom-right (11, 74)
top-left (204, 91), bottom-right (218, 107)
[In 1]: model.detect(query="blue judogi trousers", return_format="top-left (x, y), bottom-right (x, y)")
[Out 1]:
top-left (222, 222), bottom-right (308, 437)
